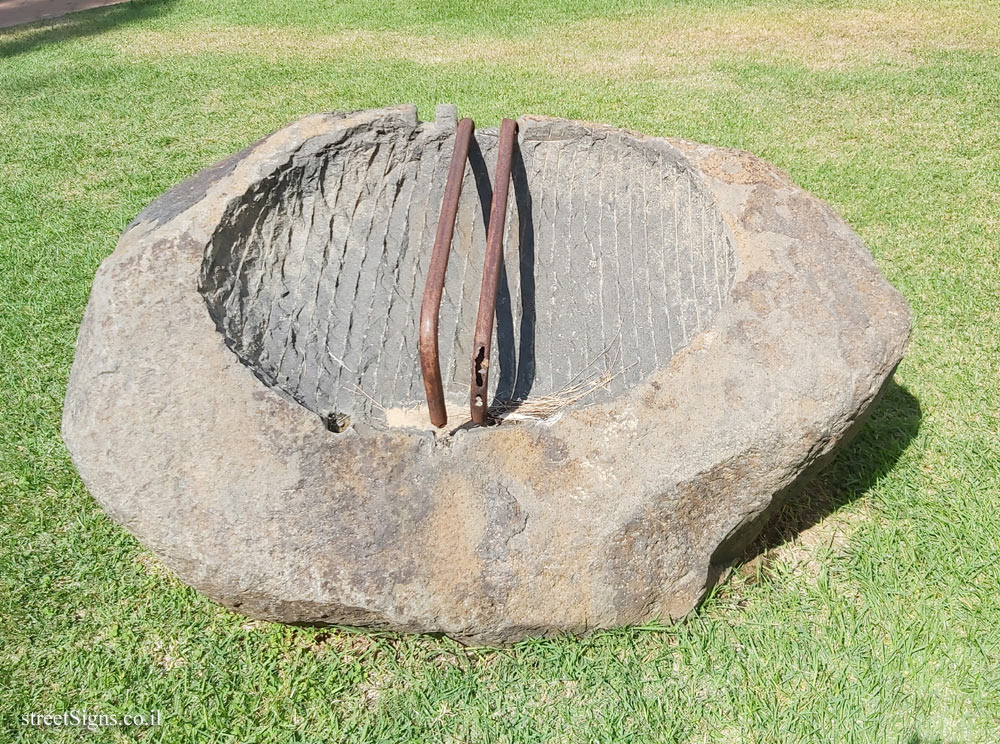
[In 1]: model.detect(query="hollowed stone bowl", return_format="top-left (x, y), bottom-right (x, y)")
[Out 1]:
top-left (62, 105), bottom-right (910, 643)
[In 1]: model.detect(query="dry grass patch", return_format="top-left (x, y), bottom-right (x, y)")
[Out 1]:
top-left (572, 2), bottom-right (1000, 74)
top-left (109, 26), bottom-right (510, 64)
top-left (736, 480), bottom-right (870, 586)
top-left (107, 1), bottom-right (1000, 78)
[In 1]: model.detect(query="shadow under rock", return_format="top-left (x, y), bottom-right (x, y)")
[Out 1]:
top-left (730, 378), bottom-right (922, 570)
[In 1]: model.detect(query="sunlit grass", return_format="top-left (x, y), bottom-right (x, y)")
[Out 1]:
top-left (1, 0), bottom-right (999, 741)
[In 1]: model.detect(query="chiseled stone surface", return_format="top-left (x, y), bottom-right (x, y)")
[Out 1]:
top-left (197, 107), bottom-right (737, 421)
top-left (62, 105), bottom-right (911, 643)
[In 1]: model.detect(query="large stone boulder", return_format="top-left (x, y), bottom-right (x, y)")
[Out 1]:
top-left (62, 105), bottom-right (910, 643)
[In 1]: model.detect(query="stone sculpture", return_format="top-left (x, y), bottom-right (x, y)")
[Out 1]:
top-left (62, 105), bottom-right (910, 643)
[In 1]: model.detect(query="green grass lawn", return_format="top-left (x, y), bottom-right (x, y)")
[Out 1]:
top-left (2, 0), bottom-right (999, 741)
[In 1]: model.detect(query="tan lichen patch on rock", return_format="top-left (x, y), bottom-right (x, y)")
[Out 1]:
top-left (480, 426), bottom-right (590, 495)
top-left (421, 472), bottom-right (490, 623)
top-left (697, 150), bottom-right (789, 190)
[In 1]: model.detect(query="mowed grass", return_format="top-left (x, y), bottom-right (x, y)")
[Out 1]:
top-left (2, 0), bottom-right (999, 741)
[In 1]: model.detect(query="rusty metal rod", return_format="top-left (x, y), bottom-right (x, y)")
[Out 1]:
top-left (470, 117), bottom-right (518, 424)
top-left (419, 117), bottom-right (475, 428)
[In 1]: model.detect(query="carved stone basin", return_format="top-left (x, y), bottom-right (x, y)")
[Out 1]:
top-left (62, 105), bottom-right (910, 643)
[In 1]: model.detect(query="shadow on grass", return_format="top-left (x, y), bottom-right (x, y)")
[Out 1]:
top-left (0, 0), bottom-right (176, 57)
top-left (739, 378), bottom-right (922, 564)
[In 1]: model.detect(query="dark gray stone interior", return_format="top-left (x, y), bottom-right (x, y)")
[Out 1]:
top-left (198, 114), bottom-right (737, 426)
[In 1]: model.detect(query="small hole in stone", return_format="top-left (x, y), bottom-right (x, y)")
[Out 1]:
top-left (324, 412), bottom-right (351, 433)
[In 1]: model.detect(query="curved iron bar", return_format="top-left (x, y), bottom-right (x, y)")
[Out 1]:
top-left (419, 117), bottom-right (475, 428)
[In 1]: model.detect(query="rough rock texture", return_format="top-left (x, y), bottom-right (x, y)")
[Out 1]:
top-left (198, 106), bottom-right (736, 420)
top-left (62, 105), bottom-right (911, 643)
